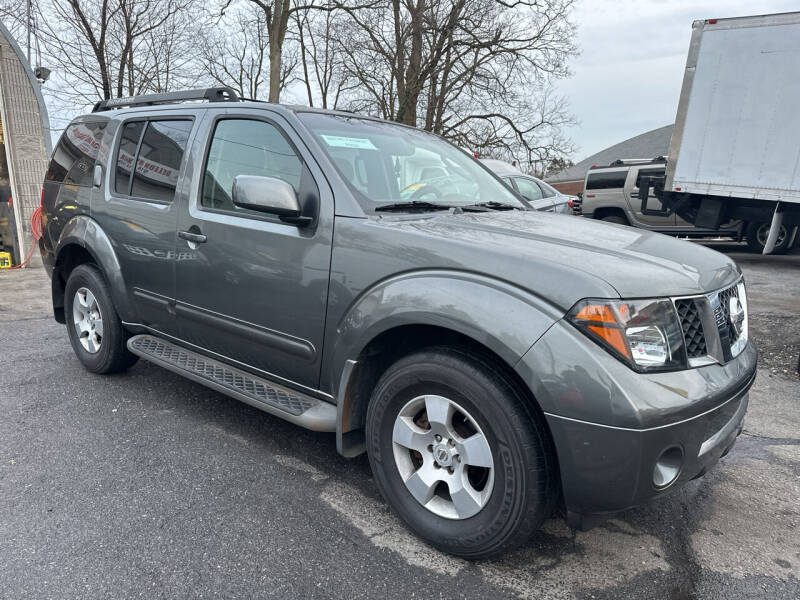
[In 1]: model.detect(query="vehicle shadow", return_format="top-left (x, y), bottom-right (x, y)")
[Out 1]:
top-left (121, 357), bottom-right (728, 598)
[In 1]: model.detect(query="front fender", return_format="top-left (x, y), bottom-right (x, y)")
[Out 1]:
top-left (324, 269), bottom-right (565, 392)
top-left (55, 215), bottom-right (136, 322)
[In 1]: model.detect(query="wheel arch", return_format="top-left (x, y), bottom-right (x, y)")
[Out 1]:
top-left (592, 206), bottom-right (630, 223)
top-left (52, 215), bottom-right (135, 323)
top-left (329, 271), bottom-right (564, 460)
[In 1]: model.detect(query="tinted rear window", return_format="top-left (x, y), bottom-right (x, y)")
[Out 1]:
top-left (45, 122), bottom-right (107, 186)
top-left (585, 171), bottom-right (627, 190)
top-left (115, 121), bottom-right (145, 195)
top-left (115, 120), bottom-right (192, 202)
top-left (130, 121), bottom-right (192, 202)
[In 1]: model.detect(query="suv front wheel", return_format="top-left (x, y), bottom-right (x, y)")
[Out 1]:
top-left (365, 347), bottom-right (557, 559)
top-left (64, 264), bottom-right (138, 374)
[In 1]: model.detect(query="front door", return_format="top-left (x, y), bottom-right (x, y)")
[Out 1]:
top-left (174, 110), bottom-right (333, 391)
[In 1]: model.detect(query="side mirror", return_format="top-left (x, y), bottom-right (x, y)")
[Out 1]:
top-left (232, 175), bottom-right (312, 226)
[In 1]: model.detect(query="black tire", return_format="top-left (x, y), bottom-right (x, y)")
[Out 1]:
top-left (64, 263), bottom-right (138, 374)
top-left (745, 221), bottom-right (791, 254)
top-left (600, 214), bottom-right (628, 225)
top-left (365, 346), bottom-right (557, 559)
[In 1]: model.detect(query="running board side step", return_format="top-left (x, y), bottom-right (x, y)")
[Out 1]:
top-left (127, 334), bottom-right (336, 432)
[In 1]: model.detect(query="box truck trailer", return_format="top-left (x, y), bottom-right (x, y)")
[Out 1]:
top-left (640, 11), bottom-right (800, 254)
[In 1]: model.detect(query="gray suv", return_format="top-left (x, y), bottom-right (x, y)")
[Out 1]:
top-left (40, 88), bottom-right (757, 559)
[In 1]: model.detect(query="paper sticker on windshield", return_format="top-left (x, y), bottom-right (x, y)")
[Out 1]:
top-left (320, 134), bottom-right (377, 150)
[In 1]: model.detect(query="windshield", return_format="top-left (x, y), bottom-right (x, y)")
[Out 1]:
top-left (298, 113), bottom-right (525, 210)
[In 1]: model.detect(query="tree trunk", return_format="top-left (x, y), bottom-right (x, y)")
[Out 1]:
top-left (266, 0), bottom-right (291, 103)
top-left (397, 0), bottom-right (424, 126)
top-left (268, 37), bottom-right (282, 103)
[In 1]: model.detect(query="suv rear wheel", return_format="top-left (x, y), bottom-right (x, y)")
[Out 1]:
top-left (365, 347), bottom-right (556, 559)
top-left (64, 264), bottom-right (138, 374)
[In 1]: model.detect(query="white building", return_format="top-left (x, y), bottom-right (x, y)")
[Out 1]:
top-left (0, 20), bottom-right (50, 265)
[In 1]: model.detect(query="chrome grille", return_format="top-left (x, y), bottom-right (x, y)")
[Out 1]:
top-left (672, 279), bottom-right (745, 366)
top-left (675, 298), bottom-right (707, 358)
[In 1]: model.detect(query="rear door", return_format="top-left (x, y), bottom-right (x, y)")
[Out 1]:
top-left (173, 109), bottom-right (334, 391)
top-left (92, 114), bottom-right (196, 335)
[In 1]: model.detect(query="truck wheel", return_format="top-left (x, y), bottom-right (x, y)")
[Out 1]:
top-left (745, 222), bottom-right (790, 254)
top-left (365, 347), bottom-right (557, 559)
top-left (64, 264), bottom-right (138, 374)
top-left (601, 214), bottom-right (628, 225)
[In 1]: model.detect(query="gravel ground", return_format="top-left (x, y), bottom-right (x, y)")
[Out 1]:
top-left (0, 242), bottom-right (798, 600)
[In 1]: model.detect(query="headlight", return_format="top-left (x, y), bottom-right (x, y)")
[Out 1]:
top-left (567, 298), bottom-right (686, 372)
top-left (729, 281), bottom-right (748, 357)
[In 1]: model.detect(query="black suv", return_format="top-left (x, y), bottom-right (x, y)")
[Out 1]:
top-left (40, 89), bottom-right (756, 558)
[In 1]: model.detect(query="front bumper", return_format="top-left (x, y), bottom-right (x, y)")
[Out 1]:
top-left (548, 375), bottom-right (750, 529)
top-left (516, 320), bottom-right (758, 527)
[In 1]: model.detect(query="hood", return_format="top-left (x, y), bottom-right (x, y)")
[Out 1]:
top-left (374, 210), bottom-right (741, 308)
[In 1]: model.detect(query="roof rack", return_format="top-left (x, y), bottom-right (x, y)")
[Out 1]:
top-left (92, 87), bottom-right (239, 113)
top-left (589, 156), bottom-right (667, 170)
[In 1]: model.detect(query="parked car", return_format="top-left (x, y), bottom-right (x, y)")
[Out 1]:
top-left (41, 88), bottom-right (757, 559)
top-left (579, 157), bottom-right (764, 241)
top-left (481, 158), bottom-right (575, 214)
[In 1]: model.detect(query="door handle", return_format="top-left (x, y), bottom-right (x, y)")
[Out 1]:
top-left (178, 230), bottom-right (207, 243)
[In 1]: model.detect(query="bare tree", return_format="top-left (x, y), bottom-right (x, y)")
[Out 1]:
top-left (334, 0), bottom-right (577, 166)
top-left (1, 0), bottom-right (196, 104)
top-left (136, 9), bottom-right (199, 93)
top-left (200, 6), bottom-right (275, 99)
top-left (1, 0), bottom-right (577, 166)
top-left (218, 0), bottom-right (301, 102)
top-left (293, 4), bottom-right (353, 108)
top-left (219, 0), bottom-right (377, 103)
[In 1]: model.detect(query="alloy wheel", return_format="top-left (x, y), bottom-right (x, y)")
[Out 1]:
top-left (392, 394), bottom-right (494, 519)
top-left (73, 287), bottom-right (103, 354)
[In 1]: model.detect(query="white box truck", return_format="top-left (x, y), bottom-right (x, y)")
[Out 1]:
top-left (641, 11), bottom-right (800, 254)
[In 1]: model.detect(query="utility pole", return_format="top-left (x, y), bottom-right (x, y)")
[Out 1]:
top-left (26, 0), bottom-right (32, 64)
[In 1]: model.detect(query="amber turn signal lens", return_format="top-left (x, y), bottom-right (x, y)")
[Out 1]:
top-left (586, 324), bottom-right (631, 359)
top-left (574, 304), bottom-right (617, 324)
top-left (573, 302), bottom-right (632, 360)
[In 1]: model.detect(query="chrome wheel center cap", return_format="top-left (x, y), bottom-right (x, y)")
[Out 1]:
top-left (433, 442), bottom-right (455, 467)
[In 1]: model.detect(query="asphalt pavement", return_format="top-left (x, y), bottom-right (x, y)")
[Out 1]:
top-left (1, 243), bottom-right (798, 599)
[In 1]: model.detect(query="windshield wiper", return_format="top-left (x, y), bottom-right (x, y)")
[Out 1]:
top-left (453, 201), bottom-right (523, 211)
top-left (375, 201), bottom-right (458, 212)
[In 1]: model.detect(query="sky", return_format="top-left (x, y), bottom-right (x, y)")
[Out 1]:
top-left (557, 0), bottom-right (798, 162)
